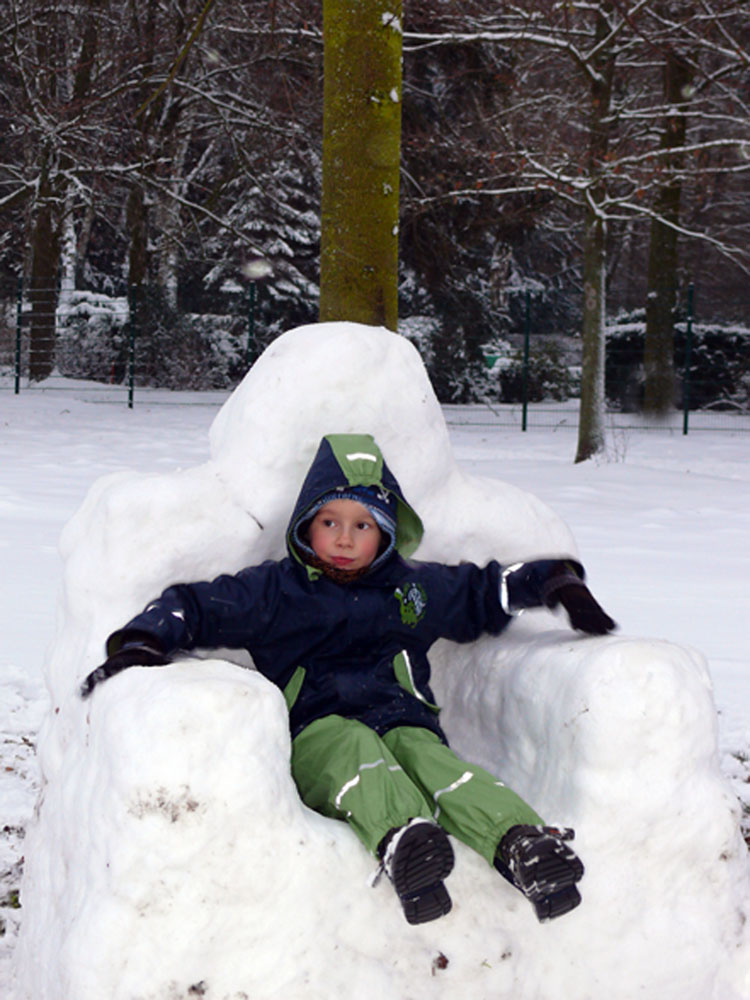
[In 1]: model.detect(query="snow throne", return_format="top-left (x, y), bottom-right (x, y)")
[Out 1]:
top-left (16, 323), bottom-right (750, 1000)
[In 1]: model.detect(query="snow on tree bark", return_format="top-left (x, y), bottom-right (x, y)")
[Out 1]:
top-left (576, 205), bottom-right (607, 464)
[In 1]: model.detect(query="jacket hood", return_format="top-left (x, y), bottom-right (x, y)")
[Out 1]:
top-left (287, 433), bottom-right (423, 575)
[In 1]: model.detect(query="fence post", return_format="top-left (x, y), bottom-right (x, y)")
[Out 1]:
top-left (14, 276), bottom-right (23, 394)
top-left (521, 290), bottom-right (531, 431)
top-left (682, 283), bottom-right (694, 436)
top-left (127, 286), bottom-right (137, 409)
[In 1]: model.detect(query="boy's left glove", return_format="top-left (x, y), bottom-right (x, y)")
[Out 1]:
top-left (79, 630), bottom-right (168, 699)
top-left (542, 563), bottom-right (616, 635)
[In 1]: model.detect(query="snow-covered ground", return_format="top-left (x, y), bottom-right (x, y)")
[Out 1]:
top-left (2, 324), bottom-right (749, 998)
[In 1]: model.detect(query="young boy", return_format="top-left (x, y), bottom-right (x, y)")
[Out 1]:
top-left (81, 433), bottom-right (615, 925)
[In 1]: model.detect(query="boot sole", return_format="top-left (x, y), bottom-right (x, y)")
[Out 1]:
top-left (534, 884), bottom-right (582, 921)
top-left (496, 826), bottom-right (585, 922)
top-left (523, 848), bottom-right (584, 902)
top-left (389, 823), bottom-right (454, 925)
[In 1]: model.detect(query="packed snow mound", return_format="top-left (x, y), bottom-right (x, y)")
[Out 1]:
top-left (16, 322), bottom-right (750, 1000)
top-left (207, 320), bottom-right (576, 567)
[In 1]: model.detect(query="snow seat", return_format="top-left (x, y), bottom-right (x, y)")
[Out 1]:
top-left (16, 323), bottom-right (750, 1000)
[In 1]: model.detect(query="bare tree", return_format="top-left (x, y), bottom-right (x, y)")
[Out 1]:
top-left (2, 0), bottom-right (747, 397)
top-left (642, 1), bottom-right (749, 415)
top-left (643, 44), bottom-right (693, 416)
top-left (2, 0), bottom-right (149, 375)
top-left (0, 0), bottom-right (324, 372)
top-left (5, 0), bottom-right (98, 378)
top-left (575, 4), bottom-right (618, 462)
top-left (402, 0), bottom-right (750, 457)
top-left (405, 2), bottom-right (636, 460)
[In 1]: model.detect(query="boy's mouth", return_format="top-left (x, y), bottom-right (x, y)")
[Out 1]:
top-left (331, 556), bottom-right (355, 568)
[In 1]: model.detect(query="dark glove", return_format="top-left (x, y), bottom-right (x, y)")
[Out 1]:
top-left (79, 631), bottom-right (168, 699)
top-left (542, 563), bottom-right (616, 635)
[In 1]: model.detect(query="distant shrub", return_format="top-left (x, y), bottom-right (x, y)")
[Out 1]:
top-left (55, 291), bottom-right (129, 382)
top-left (55, 289), bottom-right (248, 389)
top-left (497, 339), bottom-right (575, 403)
top-left (606, 311), bottom-right (750, 412)
top-left (400, 314), bottom-right (503, 404)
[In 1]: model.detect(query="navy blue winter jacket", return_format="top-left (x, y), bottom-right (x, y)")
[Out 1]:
top-left (108, 434), bottom-right (582, 741)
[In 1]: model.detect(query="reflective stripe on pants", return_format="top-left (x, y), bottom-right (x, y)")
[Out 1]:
top-left (291, 715), bottom-right (542, 862)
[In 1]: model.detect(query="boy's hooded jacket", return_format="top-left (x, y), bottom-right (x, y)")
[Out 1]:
top-left (109, 434), bottom-right (581, 741)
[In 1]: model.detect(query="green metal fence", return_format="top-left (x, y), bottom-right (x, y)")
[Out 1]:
top-left (2, 280), bottom-right (748, 433)
top-left (1, 280), bottom-right (257, 409)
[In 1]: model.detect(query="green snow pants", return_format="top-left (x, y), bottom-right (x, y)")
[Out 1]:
top-left (290, 715), bottom-right (543, 864)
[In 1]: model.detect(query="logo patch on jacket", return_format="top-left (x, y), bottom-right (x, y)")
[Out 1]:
top-left (394, 582), bottom-right (427, 627)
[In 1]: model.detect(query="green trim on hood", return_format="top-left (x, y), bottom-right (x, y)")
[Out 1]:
top-left (392, 497), bottom-right (423, 559)
top-left (326, 433), bottom-right (384, 489)
top-left (323, 434), bottom-right (423, 559)
top-left (286, 433), bottom-right (424, 568)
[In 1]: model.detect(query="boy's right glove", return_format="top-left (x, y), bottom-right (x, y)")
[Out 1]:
top-left (79, 630), bottom-right (168, 699)
top-left (542, 563), bottom-right (616, 635)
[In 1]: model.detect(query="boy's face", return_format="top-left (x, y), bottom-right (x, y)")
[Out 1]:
top-left (308, 498), bottom-right (382, 572)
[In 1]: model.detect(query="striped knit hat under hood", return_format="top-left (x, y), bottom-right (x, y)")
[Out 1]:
top-left (288, 434), bottom-right (423, 578)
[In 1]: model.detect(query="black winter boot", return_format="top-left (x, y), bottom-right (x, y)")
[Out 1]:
top-left (377, 819), bottom-right (454, 925)
top-left (495, 824), bottom-right (584, 921)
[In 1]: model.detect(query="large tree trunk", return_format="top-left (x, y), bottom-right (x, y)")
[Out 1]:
top-left (643, 51), bottom-right (693, 416)
top-left (319, 0), bottom-right (402, 331)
